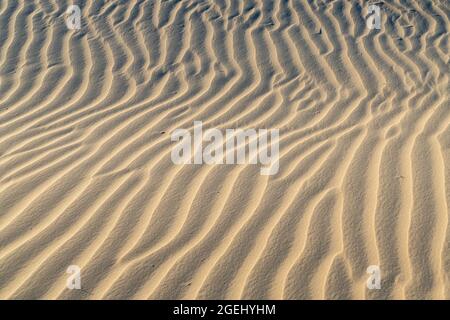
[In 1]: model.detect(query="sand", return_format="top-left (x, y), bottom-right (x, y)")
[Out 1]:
top-left (0, 0), bottom-right (449, 300)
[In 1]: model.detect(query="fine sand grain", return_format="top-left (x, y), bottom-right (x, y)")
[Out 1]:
top-left (0, 0), bottom-right (449, 299)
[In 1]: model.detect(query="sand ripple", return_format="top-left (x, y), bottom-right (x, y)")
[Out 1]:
top-left (0, 0), bottom-right (449, 299)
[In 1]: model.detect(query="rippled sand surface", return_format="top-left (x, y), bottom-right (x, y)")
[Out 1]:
top-left (0, 0), bottom-right (449, 299)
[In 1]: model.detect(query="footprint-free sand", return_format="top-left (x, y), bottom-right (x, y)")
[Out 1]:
top-left (0, 0), bottom-right (449, 299)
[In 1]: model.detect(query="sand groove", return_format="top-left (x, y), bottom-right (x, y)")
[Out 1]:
top-left (0, 0), bottom-right (449, 299)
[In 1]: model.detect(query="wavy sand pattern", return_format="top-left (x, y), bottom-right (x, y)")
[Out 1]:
top-left (0, 0), bottom-right (449, 299)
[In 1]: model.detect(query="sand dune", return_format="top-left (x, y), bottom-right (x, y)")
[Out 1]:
top-left (0, 0), bottom-right (449, 299)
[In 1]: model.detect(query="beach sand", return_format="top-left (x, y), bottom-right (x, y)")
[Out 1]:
top-left (0, 0), bottom-right (449, 299)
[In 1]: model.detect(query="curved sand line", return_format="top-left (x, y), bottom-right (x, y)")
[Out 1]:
top-left (0, 0), bottom-right (449, 299)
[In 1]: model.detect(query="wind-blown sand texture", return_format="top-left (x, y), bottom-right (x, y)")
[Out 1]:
top-left (0, 0), bottom-right (449, 300)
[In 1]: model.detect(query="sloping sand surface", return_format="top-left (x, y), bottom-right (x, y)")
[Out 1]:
top-left (0, 0), bottom-right (449, 299)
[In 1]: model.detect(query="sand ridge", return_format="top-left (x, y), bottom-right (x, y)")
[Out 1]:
top-left (0, 0), bottom-right (449, 299)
